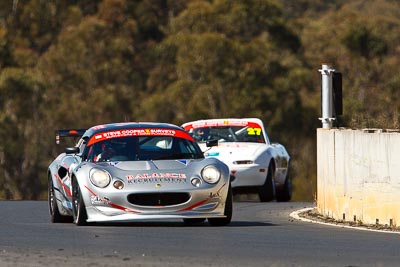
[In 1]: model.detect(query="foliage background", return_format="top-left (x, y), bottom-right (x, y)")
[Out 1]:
top-left (0, 0), bottom-right (399, 200)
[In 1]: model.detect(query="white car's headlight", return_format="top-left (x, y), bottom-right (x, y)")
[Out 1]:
top-left (201, 166), bottom-right (221, 184)
top-left (90, 169), bottom-right (111, 188)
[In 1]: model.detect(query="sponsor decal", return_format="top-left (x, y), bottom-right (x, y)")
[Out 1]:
top-left (205, 152), bottom-right (220, 157)
top-left (90, 196), bottom-right (110, 205)
top-left (92, 125), bottom-right (106, 130)
top-left (247, 127), bottom-right (262, 135)
top-left (126, 173), bottom-right (187, 184)
top-left (102, 129), bottom-right (176, 138)
top-left (84, 186), bottom-right (139, 213)
top-left (209, 191), bottom-right (221, 199)
top-left (177, 160), bottom-right (189, 166)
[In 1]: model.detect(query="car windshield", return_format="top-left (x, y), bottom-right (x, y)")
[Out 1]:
top-left (190, 126), bottom-right (265, 143)
top-left (85, 136), bottom-right (204, 162)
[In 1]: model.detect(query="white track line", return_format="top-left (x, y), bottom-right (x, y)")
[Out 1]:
top-left (289, 207), bottom-right (400, 234)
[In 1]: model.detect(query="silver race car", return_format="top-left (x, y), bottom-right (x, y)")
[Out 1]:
top-left (48, 122), bottom-right (232, 226)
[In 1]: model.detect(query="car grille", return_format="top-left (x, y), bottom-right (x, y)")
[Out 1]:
top-left (127, 193), bottom-right (191, 206)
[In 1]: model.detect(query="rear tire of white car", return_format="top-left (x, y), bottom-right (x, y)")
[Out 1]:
top-left (258, 164), bottom-right (275, 202)
top-left (72, 179), bottom-right (88, 226)
top-left (276, 175), bottom-right (292, 202)
top-left (48, 177), bottom-right (71, 223)
top-left (208, 183), bottom-right (233, 226)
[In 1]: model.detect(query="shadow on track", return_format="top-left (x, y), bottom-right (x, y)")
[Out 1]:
top-left (78, 220), bottom-right (278, 228)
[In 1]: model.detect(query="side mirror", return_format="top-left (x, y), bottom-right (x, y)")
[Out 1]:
top-left (206, 139), bottom-right (218, 148)
top-left (65, 147), bottom-right (80, 154)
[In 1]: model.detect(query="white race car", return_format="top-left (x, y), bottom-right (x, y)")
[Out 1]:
top-left (182, 118), bottom-right (291, 202)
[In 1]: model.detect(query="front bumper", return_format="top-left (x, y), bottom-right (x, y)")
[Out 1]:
top-left (228, 163), bottom-right (267, 187)
top-left (83, 183), bottom-right (229, 223)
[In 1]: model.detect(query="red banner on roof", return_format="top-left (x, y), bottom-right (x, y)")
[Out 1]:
top-left (87, 128), bottom-right (194, 146)
top-left (183, 119), bottom-right (261, 130)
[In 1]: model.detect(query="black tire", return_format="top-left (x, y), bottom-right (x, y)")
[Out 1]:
top-left (183, 218), bottom-right (206, 225)
top-left (48, 177), bottom-right (71, 223)
top-left (276, 175), bottom-right (292, 202)
top-left (72, 179), bottom-right (88, 226)
top-left (208, 183), bottom-right (233, 226)
top-left (258, 164), bottom-right (275, 202)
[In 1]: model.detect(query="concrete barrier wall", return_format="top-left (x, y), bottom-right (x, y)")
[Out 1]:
top-left (317, 128), bottom-right (400, 226)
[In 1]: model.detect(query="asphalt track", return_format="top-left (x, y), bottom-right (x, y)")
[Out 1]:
top-left (0, 200), bottom-right (399, 267)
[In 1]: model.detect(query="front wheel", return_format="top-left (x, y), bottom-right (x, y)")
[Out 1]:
top-left (258, 164), bottom-right (275, 202)
top-left (48, 177), bottom-right (71, 223)
top-left (208, 183), bottom-right (232, 226)
top-left (72, 179), bottom-right (88, 226)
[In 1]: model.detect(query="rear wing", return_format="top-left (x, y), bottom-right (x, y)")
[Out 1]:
top-left (55, 129), bottom-right (86, 144)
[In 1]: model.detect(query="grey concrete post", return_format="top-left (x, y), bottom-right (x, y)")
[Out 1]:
top-left (319, 64), bottom-right (335, 129)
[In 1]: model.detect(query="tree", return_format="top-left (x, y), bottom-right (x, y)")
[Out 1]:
top-left (0, 68), bottom-right (44, 199)
top-left (341, 24), bottom-right (388, 59)
top-left (299, 0), bottom-right (400, 128)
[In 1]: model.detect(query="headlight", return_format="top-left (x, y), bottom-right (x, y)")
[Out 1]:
top-left (90, 169), bottom-right (111, 188)
top-left (201, 166), bottom-right (221, 184)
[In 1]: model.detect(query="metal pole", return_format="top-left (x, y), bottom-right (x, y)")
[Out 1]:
top-left (319, 64), bottom-right (335, 129)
